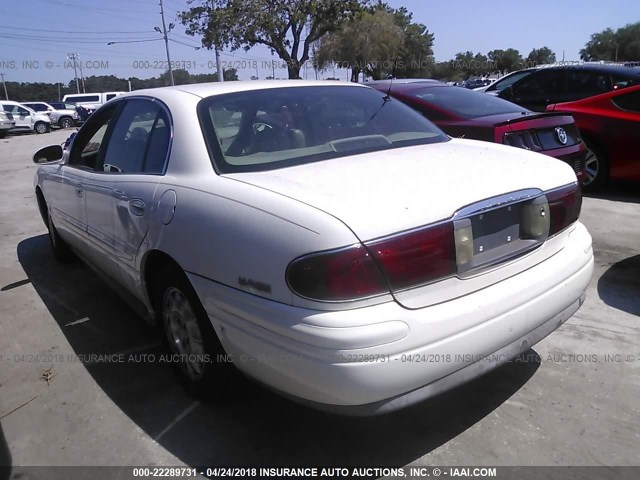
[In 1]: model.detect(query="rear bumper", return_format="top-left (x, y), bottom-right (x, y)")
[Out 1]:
top-left (188, 222), bottom-right (593, 414)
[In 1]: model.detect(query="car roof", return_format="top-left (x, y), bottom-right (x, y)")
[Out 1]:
top-left (366, 80), bottom-right (450, 93)
top-left (365, 79), bottom-right (442, 86)
top-left (121, 80), bottom-right (366, 100)
top-left (520, 63), bottom-right (640, 75)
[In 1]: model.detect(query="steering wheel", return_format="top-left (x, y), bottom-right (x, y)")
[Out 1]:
top-left (252, 122), bottom-right (274, 135)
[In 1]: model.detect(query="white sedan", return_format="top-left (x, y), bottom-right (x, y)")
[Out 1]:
top-left (32, 80), bottom-right (593, 415)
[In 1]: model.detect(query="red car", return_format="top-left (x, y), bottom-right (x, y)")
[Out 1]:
top-left (367, 80), bottom-right (587, 183)
top-left (547, 85), bottom-right (640, 189)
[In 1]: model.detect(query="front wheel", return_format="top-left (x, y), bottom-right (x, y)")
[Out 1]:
top-left (34, 121), bottom-right (50, 134)
top-left (47, 212), bottom-right (73, 261)
top-left (154, 265), bottom-right (237, 400)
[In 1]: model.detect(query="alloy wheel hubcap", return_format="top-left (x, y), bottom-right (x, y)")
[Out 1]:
top-left (584, 148), bottom-right (599, 186)
top-left (163, 287), bottom-right (205, 381)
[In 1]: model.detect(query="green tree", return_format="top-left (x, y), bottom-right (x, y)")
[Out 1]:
top-left (488, 48), bottom-right (524, 72)
top-left (314, 9), bottom-right (403, 81)
top-left (580, 23), bottom-right (640, 61)
top-left (382, 5), bottom-right (435, 78)
top-left (180, 0), bottom-right (365, 79)
top-left (526, 47), bottom-right (556, 66)
top-left (223, 68), bottom-right (239, 81)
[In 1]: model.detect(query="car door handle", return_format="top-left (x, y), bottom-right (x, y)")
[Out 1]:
top-left (129, 199), bottom-right (145, 216)
top-left (75, 183), bottom-right (84, 197)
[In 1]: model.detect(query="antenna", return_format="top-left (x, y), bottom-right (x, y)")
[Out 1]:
top-left (383, 56), bottom-right (399, 101)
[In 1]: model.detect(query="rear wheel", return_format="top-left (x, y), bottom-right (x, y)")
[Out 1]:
top-left (583, 140), bottom-right (609, 190)
top-left (153, 265), bottom-right (237, 400)
top-left (34, 121), bottom-right (50, 134)
top-left (59, 117), bottom-right (74, 129)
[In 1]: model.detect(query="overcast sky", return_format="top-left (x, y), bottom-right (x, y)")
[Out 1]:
top-left (0, 0), bottom-right (638, 84)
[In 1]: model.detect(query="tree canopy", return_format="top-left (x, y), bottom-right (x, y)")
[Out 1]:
top-left (314, 9), bottom-right (403, 81)
top-left (526, 47), bottom-right (556, 66)
top-left (580, 22), bottom-right (640, 61)
top-left (314, 2), bottom-right (434, 81)
top-left (179, 0), bottom-right (365, 79)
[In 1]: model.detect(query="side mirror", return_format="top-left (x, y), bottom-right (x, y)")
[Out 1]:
top-left (33, 145), bottom-right (63, 164)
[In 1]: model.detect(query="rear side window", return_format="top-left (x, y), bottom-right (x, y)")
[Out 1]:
top-left (102, 99), bottom-right (170, 174)
top-left (26, 103), bottom-right (48, 111)
top-left (66, 95), bottom-right (100, 103)
top-left (568, 71), bottom-right (610, 95)
top-left (612, 90), bottom-right (640, 112)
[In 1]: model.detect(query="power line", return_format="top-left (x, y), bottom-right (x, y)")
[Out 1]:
top-left (0, 34), bottom-right (159, 44)
top-left (0, 25), bottom-right (152, 35)
top-left (42, 0), bottom-right (157, 15)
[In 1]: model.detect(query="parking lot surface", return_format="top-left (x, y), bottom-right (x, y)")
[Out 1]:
top-left (0, 130), bottom-right (638, 468)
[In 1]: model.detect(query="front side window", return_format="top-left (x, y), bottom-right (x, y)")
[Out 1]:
top-left (199, 86), bottom-right (447, 173)
top-left (514, 70), bottom-right (567, 96)
top-left (101, 99), bottom-right (170, 174)
top-left (488, 70), bottom-right (535, 92)
top-left (68, 104), bottom-right (119, 170)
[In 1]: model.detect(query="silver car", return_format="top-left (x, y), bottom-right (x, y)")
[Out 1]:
top-left (22, 101), bottom-right (79, 129)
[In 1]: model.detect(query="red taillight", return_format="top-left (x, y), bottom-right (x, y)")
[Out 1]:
top-left (547, 183), bottom-right (582, 236)
top-left (286, 223), bottom-right (457, 301)
top-left (286, 245), bottom-right (388, 301)
top-left (365, 222), bottom-right (456, 290)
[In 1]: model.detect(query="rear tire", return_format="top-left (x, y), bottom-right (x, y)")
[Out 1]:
top-left (153, 264), bottom-right (237, 401)
top-left (34, 121), bottom-right (50, 134)
top-left (583, 140), bottom-right (609, 190)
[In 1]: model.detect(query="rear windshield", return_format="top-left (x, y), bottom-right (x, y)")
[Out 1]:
top-left (198, 86), bottom-right (448, 173)
top-left (409, 86), bottom-right (526, 118)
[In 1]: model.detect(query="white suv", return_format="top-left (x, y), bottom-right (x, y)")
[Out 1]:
top-left (22, 101), bottom-right (79, 129)
top-left (0, 101), bottom-right (51, 134)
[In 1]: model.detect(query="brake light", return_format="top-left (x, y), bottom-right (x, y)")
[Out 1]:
top-left (546, 183), bottom-right (582, 236)
top-left (286, 245), bottom-right (388, 301)
top-left (366, 223), bottom-right (456, 290)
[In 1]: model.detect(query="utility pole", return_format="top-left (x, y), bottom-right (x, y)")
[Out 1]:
top-left (0, 73), bottom-right (8, 100)
top-left (156, 0), bottom-right (174, 86)
top-left (67, 53), bottom-right (80, 93)
top-left (215, 47), bottom-right (223, 82)
top-left (77, 55), bottom-right (86, 93)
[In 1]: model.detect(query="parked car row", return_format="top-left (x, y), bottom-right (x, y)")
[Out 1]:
top-left (0, 91), bottom-right (125, 137)
top-left (368, 79), bottom-right (588, 184)
top-left (369, 63), bottom-right (640, 189)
